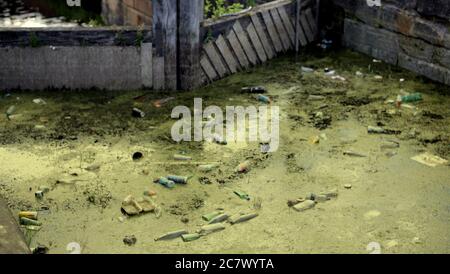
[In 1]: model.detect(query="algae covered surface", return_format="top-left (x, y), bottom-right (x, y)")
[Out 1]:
top-left (0, 49), bottom-right (449, 253)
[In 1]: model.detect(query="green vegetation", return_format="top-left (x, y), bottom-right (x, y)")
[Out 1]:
top-left (29, 32), bottom-right (40, 48)
top-left (204, 0), bottom-right (256, 19)
top-left (44, 0), bottom-right (104, 26)
top-left (135, 28), bottom-right (144, 47)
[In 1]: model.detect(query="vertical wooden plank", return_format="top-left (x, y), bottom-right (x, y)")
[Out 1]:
top-left (201, 70), bottom-right (209, 85)
top-left (295, 0), bottom-right (301, 54)
top-left (226, 30), bottom-right (250, 69)
top-left (204, 42), bottom-right (228, 77)
top-left (246, 22), bottom-right (268, 63)
top-left (233, 21), bottom-right (258, 65)
top-left (200, 55), bottom-right (218, 81)
top-left (215, 35), bottom-right (240, 73)
top-left (315, 0), bottom-right (321, 40)
top-left (250, 14), bottom-right (275, 59)
top-left (305, 8), bottom-right (318, 39)
top-left (141, 42), bottom-right (153, 88)
top-left (152, 0), bottom-right (165, 89)
top-left (164, 0), bottom-right (177, 90)
top-left (152, 0), bottom-right (177, 90)
top-left (300, 13), bottom-right (314, 42)
top-left (293, 17), bottom-right (308, 46)
top-left (270, 8), bottom-right (291, 50)
top-left (260, 10), bottom-right (283, 53)
top-left (152, 55), bottom-right (164, 90)
top-left (179, 0), bottom-right (202, 90)
top-left (277, 6), bottom-right (295, 46)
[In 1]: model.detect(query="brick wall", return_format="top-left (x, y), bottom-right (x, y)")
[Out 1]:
top-left (102, 0), bottom-right (152, 26)
top-left (327, 0), bottom-right (450, 85)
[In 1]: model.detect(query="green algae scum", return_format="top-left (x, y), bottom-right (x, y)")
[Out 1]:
top-left (0, 48), bottom-right (449, 254)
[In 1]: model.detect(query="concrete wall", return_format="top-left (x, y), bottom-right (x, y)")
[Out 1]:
top-left (327, 0), bottom-right (450, 85)
top-left (102, 0), bottom-right (152, 26)
top-left (0, 28), bottom-right (153, 91)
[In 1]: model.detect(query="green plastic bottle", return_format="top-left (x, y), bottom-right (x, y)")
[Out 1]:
top-left (400, 93), bottom-right (422, 103)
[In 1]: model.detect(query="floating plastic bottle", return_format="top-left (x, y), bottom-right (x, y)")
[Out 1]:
top-left (257, 94), bottom-right (271, 104)
top-left (157, 177), bottom-right (176, 189)
top-left (167, 175), bottom-right (189, 184)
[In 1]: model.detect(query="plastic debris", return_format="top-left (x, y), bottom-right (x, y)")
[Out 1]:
top-left (143, 189), bottom-right (157, 197)
top-left (367, 0), bottom-right (381, 7)
top-left (198, 223), bottom-right (226, 235)
top-left (308, 95), bottom-right (326, 101)
top-left (167, 175), bottom-right (189, 184)
top-left (331, 75), bottom-right (346, 81)
top-left (19, 211), bottom-right (38, 220)
top-left (202, 211), bottom-right (222, 222)
top-left (121, 195), bottom-right (156, 215)
top-left (20, 217), bottom-right (42, 226)
top-left (324, 70), bottom-right (336, 76)
top-left (174, 154), bottom-right (192, 161)
top-left (293, 200), bottom-right (316, 212)
top-left (411, 153), bottom-right (448, 167)
top-left (257, 94), bottom-right (271, 104)
top-left (155, 177), bottom-right (176, 189)
top-left (208, 213), bottom-right (229, 224)
top-left (211, 133), bottom-right (227, 145)
top-left (318, 39), bottom-right (333, 49)
top-left (343, 150), bottom-right (367, 157)
top-left (5, 105), bottom-right (15, 119)
top-left (301, 66), bottom-right (314, 73)
top-left (234, 190), bottom-right (250, 200)
top-left (35, 190), bottom-right (44, 200)
top-left (32, 98), bottom-right (46, 105)
top-left (198, 164), bottom-right (217, 172)
top-left (155, 229), bottom-right (189, 241)
top-left (132, 108), bottom-right (145, 118)
top-left (153, 97), bottom-right (175, 108)
top-left (228, 213), bottom-right (258, 224)
top-left (241, 86), bottom-right (266, 93)
top-left (182, 233), bottom-right (201, 242)
top-left (396, 93), bottom-right (422, 106)
top-left (367, 126), bottom-right (401, 135)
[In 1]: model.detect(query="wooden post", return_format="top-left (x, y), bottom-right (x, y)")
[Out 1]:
top-left (178, 0), bottom-right (203, 90)
top-left (152, 0), bottom-right (177, 90)
top-left (315, 0), bottom-right (320, 40)
top-left (295, 0), bottom-right (302, 58)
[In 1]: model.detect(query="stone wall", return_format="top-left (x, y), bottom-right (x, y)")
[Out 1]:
top-left (102, 0), bottom-right (152, 26)
top-left (0, 28), bottom-right (153, 90)
top-left (327, 0), bottom-right (450, 85)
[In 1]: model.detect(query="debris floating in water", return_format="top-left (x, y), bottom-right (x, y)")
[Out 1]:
top-left (241, 86), bottom-right (266, 93)
top-left (155, 229), bottom-right (189, 241)
top-left (167, 175), bottom-right (189, 184)
top-left (301, 66), bottom-right (314, 73)
top-left (174, 154), bottom-right (192, 161)
top-left (257, 94), bottom-right (271, 104)
top-left (411, 153), bottom-right (448, 167)
top-left (132, 108), bottom-right (145, 118)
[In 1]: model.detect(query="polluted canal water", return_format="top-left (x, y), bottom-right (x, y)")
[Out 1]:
top-left (0, 49), bottom-right (449, 254)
